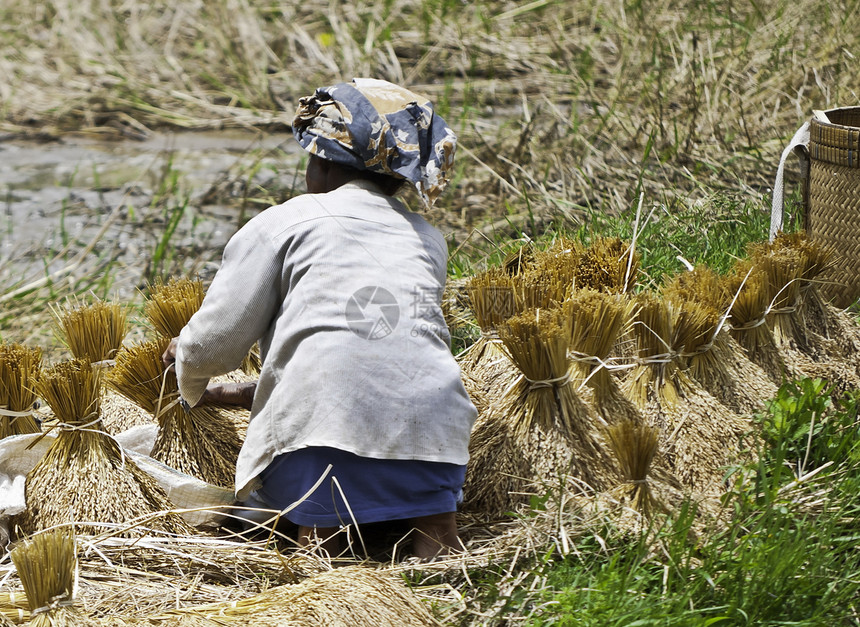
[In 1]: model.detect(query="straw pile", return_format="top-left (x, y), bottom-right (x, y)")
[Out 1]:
top-left (662, 268), bottom-right (776, 415)
top-left (463, 306), bottom-right (617, 516)
top-left (16, 359), bottom-right (190, 537)
top-left (52, 298), bottom-right (152, 434)
top-left (8, 530), bottom-right (80, 627)
top-left (148, 566), bottom-right (440, 626)
top-left (0, 343), bottom-right (41, 438)
top-left (106, 339), bottom-right (243, 488)
top-left (623, 294), bottom-right (752, 494)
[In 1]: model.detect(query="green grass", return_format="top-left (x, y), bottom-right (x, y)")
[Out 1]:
top-left (514, 381), bottom-right (860, 626)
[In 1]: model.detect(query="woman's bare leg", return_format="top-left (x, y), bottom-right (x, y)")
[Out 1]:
top-left (409, 512), bottom-right (461, 559)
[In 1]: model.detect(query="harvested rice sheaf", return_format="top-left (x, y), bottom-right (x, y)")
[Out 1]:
top-left (17, 359), bottom-right (191, 536)
top-left (575, 237), bottom-right (639, 294)
top-left (464, 306), bottom-right (618, 516)
top-left (145, 276), bottom-right (259, 386)
top-left (52, 298), bottom-right (153, 435)
top-left (9, 530), bottom-right (80, 627)
top-left (0, 343), bottom-right (41, 438)
top-left (566, 289), bottom-right (641, 425)
top-left (622, 294), bottom-right (752, 495)
top-left (662, 269), bottom-right (776, 415)
top-left (758, 233), bottom-right (860, 392)
top-left (603, 421), bottom-right (664, 517)
top-left (723, 263), bottom-right (795, 384)
top-left (458, 267), bottom-right (518, 394)
top-left (107, 339), bottom-right (243, 488)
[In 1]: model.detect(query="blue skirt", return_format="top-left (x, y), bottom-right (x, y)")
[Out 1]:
top-left (251, 447), bottom-right (466, 528)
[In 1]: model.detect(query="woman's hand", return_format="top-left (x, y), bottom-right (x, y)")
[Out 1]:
top-left (162, 337), bottom-right (179, 369)
top-left (200, 382), bottom-right (257, 411)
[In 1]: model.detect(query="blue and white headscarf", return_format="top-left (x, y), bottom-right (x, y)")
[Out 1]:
top-left (292, 78), bottom-right (457, 208)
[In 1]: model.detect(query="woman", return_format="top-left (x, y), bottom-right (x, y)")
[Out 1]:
top-left (163, 78), bottom-right (477, 559)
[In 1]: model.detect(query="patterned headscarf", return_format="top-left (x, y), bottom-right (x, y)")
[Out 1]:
top-left (292, 78), bottom-right (457, 208)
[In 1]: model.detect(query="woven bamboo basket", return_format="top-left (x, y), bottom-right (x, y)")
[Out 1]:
top-left (804, 107), bottom-right (860, 307)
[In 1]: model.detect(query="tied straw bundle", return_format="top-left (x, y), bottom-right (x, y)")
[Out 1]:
top-left (662, 268), bottom-right (776, 415)
top-left (107, 339), bottom-right (242, 489)
top-left (622, 294), bottom-right (751, 495)
top-left (8, 530), bottom-right (79, 627)
top-left (52, 298), bottom-right (152, 434)
top-left (146, 277), bottom-right (261, 377)
top-left (792, 233), bottom-right (860, 368)
top-left (459, 267), bottom-right (518, 395)
top-left (754, 234), bottom-right (860, 393)
top-left (463, 306), bottom-right (617, 516)
top-left (603, 421), bottom-right (664, 517)
top-left (722, 262), bottom-right (795, 385)
top-left (0, 343), bottom-right (41, 438)
top-left (17, 359), bottom-right (190, 536)
top-left (566, 289), bottom-right (641, 425)
top-left (148, 566), bottom-right (440, 627)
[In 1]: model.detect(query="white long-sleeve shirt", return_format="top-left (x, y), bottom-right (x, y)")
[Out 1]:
top-left (175, 180), bottom-right (477, 497)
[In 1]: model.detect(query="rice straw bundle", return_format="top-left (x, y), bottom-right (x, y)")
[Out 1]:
top-left (458, 267), bottom-right (518, 391)
top-left (151, 566), bottom-right (439, 626)
top-left (662, 269), bottom-right (777, 415)
top-left (748, 238), bottom-right (860, 393)
top-left (52, 298), bottom-right (152, 435)
top-left (106, 339), bottom-right (243, 488)
top-left (623, 294), bottom-right (752, 494)
top-left (52, 297), bottom-right (127, 365)
top-left (603, 421), bottom-right (663, 517)
top-left (463, 307), bottom-right (617, 515)
top-left (0, 343), bottom-right (41, 438)
top-left (723, 263), bottom-right (793, 384)
top-left (565, 289), bottom-right (640, 425)
top-left (8, 530), bottom-right (80, 627)
top-left (145, 277), bottom-right (259, 385)
top-left (575, 237), bottom-right (639, 294)
top-left (144, 277), bottom-right (205, 339)
top-left (17, 359), bottom-right (191, 536)
top-left (502, 240), bottom-right (538, 275)
top-left (762, 233), bottom-right (860, 390)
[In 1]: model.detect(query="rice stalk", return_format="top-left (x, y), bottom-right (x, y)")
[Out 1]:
top-left (51, 296), bottom-right (151, 435)
top-left (17, 359), bottom-right (191, 536)
top-left (459, 267), bottom-right (518, 392)
top-left (565, 289), bottom-right (640, 425)
top-left (464, 307), bottom-right (617, 516)
top-left (622, 294), bottom-right (752, 494)
top-left (144, 277), bottom-right (205, 339)
top-left (575, 237), bottom-right (640, 294)
top-left (106, 339), bottom-right (243, 488)
top-left (723, 262), bottom-right (789, 384)
top-left (624, 293), bottom-right (680, 408)
top-left (663, 271), bottom-right (776, 414)
top-left (604, 421), bottom-right (662, 517)
top-left (755, 234), bottom-right (860, 392)
top-left (52, 297), bottom-right (128, 364)
top-left (9, 530), bottom-right (79, 627)
top-left (0, 343), bottom-right (42, 438)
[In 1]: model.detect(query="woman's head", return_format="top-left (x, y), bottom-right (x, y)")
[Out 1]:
top-left (293, 78), bottom-right (456, 206)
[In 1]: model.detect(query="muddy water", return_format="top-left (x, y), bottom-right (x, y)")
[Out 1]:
top-left (0, 131), bottom-right (303, 303)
